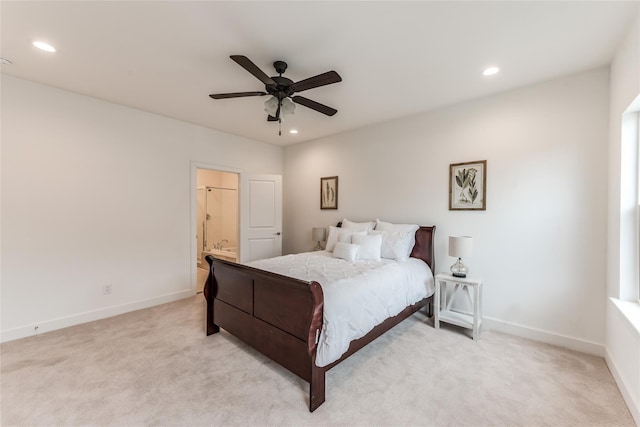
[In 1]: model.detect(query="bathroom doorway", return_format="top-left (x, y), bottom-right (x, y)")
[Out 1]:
top-left (196, 168), bottom-right (239, 293)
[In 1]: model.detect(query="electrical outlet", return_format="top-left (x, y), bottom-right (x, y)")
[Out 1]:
top-left (103, 284), bottom-right (112, 295)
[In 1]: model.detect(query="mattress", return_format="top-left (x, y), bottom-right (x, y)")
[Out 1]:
top-left (247, 251), bottom-right (434, 367)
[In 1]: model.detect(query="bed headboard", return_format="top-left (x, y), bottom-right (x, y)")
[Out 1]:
top-left (410, 226), bottom-right (436, 273)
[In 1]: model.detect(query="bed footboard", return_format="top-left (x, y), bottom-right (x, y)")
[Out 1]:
top-left (204, 255), bottom-right (326, 411)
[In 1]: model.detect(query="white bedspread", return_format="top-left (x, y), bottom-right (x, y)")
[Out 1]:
top-left (247, 251), bottom-right (434, 367)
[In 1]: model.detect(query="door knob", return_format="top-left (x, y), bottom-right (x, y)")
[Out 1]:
top-left (274, 232), bottom-right (281, 236)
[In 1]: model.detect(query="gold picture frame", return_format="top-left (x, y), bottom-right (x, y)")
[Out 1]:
top-left (449, 160), bottom-right (486, 210)
top-left (320, 176), bottom-right (338, 210)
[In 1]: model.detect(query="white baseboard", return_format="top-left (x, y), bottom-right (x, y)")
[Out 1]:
top-left (0, 289), bottom-right (194, 343)
top-left (483, 316), bottom-right (605, 356)
top-left (605, 348), bottom-right (640, 426)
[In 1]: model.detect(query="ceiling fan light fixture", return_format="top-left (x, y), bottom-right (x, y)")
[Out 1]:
top-left (264, 96), bottom-right (296, 116)
top-left (264, 96), bottom-right (279, 115)
top-left (281, 97), bottom-right (295, 115)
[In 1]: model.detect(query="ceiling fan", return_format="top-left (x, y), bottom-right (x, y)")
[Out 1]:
top-left (209, 55), bottom-right (342, 134)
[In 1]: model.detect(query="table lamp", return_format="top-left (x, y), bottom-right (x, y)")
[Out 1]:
top-left (449, 236), bottom-right (473, 278)
top-left (312, 227), bottom-right (326, 250)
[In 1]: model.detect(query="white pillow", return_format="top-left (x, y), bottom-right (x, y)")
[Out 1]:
top-left (332, 242), bottom-right (359, 261)
top-left (375, 219), bottom-right (420, 234)
top-left (325, 226), bottom-right (342, 251)
top-left (370, 230), bottom-right (414, 260)
top-left (339, 230), bottom-right (366, 243)
top-left (341, 218), bottom-right (376, 232)
top-left (326, 226), bottom-right (366, 251)
top-left (375, 219), bottom-right (419, 258)
top-left (353, 233), bottom-right (382, 261)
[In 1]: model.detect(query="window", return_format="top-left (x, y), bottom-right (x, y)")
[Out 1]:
top-left (620, 94), bottom-right (640, 302)
top-left (637, 111), bottom-right (640, 301)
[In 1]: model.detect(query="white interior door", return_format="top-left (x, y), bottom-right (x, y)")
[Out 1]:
top-left (240, 174), bottom-right (282, 262)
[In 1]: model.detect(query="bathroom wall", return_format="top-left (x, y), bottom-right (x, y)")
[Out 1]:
top-left (196, 169), bottom-right (239, 251)
top-left (197, 169), bottom-right (239, 191)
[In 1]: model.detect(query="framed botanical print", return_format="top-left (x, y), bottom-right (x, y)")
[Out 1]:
top-left (449, 160), bottom-right (486, 210)
top-left (320, 176), bottom-right (338, 210)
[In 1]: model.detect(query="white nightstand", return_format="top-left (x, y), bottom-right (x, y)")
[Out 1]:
top-left (434, 273), bottom-right (483, 340)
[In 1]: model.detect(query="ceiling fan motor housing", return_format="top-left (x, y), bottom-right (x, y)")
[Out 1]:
top-left (268, 75), bottom-right (294, 99)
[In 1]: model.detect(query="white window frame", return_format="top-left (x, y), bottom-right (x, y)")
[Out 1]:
top-left (637, 112), bottom-right (640, 302)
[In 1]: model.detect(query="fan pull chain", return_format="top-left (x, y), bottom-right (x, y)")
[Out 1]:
top-left (279, 118), bottom-right (282, 136)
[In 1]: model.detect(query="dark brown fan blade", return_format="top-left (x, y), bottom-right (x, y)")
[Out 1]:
top-left (230, 55), bottom-right (276, 87)
top-left (209, 91), bottom-right (267, 99)
top-left (289, 71), bottom-right (342, 93)
top-left (291, 96), bottom-right (337, 116)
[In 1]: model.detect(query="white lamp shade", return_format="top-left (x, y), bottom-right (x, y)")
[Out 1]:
top-left (281, 97), bottom-right (296, 114)
top-left (264, 96), bottom-right (296, 116)
top-left (449, 236), bottom-right (473, 258)
top-left (264, 97), bottom-right (279, 115)
top-left (312, 227), bottom-right (326, 242)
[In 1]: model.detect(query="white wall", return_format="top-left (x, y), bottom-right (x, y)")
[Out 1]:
top-left (284, 68), bottom-right (609, 354)
top-left (1, 75), bottom-right (282, 341)
top-left (606, 13), bottom-right (640, 424)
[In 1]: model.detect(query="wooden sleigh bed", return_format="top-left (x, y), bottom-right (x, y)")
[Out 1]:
top-left (203, 225), bottom-right (435, 412)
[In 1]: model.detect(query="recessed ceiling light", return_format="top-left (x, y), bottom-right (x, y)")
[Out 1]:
top-left (289, 129), bottom-right (298, 134)
top-left (33, 41), bottom-right (56, 53)
top-left (483, 66), bottom-right (500, 76)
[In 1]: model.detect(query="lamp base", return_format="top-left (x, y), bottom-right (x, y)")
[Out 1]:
top-left (450, 258), bottom-right (468, 278)
top-left (314, 242), bottom-right (324, 251)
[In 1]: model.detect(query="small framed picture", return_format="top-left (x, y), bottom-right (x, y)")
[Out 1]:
top-left (320, 176), bottom-right (338, 210)
top-left (449, 160), bottom-right (486, 210)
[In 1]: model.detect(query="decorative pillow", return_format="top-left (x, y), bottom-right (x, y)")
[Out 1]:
top-left (370, 230), bottom-right (414, 260)
top-left (352, 233), bottom-right (382, 261)
top-left (325, 226), bottom-right (342, 251)
top-left (332, 242), bottom-right (359, 261)
top-left (341, 218), bottom-right (376, 232)
top-left (326, 226), bottom-right (366, 251)
top-left (375, 219), bottom-right (420, 234)
top-left (338, 230), bottom-right (366, 244)
top-left (375, 220), bottom-right (419, 258)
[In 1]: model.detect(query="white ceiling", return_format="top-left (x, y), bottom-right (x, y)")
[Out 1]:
top-left (1, 1), bottom-right (638, 146)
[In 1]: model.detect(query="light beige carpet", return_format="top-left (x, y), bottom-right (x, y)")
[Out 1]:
top-left (1, 295), bottom-right (634, 426)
